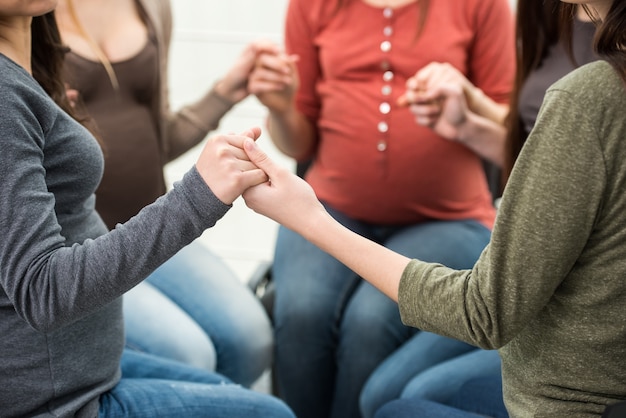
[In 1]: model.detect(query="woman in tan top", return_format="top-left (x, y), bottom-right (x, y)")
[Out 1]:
top-left (56, 0), bottom-right (277, 387)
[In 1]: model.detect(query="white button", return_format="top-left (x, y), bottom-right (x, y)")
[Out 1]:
top-left (383, 7), bottom-right (393, 19)
top-left (378, 121), bottom-right (389, 133)
top-left (377, 140), bottom-right (387, 152)
top-left (380, 40), bottom-right (391, 53)
top-left (381, 85), bottom-right (392, 96)
top-left (379, 102), bottom-right (391, 114)
top-left (383, 71), bottom-right (394, 82)
top-left (384, 26), bottom-right (393, 37)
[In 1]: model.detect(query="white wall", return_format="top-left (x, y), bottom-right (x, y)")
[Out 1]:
top-left (165, 0), bottom-right (290, 282)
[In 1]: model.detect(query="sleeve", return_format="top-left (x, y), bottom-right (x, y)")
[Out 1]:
top-left (397, 86), bottom-right (605, 349)
top-left (0, 91), bottom-right (230, 332)
top-left (285, 0), bottom-right (322, 127)
top-left (153, 0), bottom-right (236, 162)
top-left (467, 0), bottom-right (515, 103)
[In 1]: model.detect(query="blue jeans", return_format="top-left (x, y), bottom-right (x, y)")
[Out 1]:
top-left (99, 349), bottom-right (294, 418)
top-left (361, 338), bottom-right (502, 417)
top-left (272, 203), bottom-right (492, 418)
top-left (374, 373), bottom-right (507, 418)
top-left (449, 374), bottom-right (508, 418)
top-left (123, 240), bottom-right (273, 387)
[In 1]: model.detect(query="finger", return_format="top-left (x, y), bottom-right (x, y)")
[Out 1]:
top-left (243, 138), bottom-right (276, 176)
top-left (410, 101), bottom-right (441, 117)
top-left (249, 79), bottom-right (293, 95)
top-left (239, 126), bottom-right (262, 140)
top-left (250, 66), bottom-right (294, 85)
top-left (239, 167), bottom-right (270, 189)
top-left (256, 52), bottom-right (292, 75)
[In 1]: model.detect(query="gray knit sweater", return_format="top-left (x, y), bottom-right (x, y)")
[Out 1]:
top-left (399, 60), bottom-right (626, 417)
top-left (0, 54), bottom-right (230, 417)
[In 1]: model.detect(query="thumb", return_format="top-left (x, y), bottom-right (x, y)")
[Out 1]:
top-left (243, 138), bottom-right (275, 175)
top-left (240, 126), bottom-right (262, 141)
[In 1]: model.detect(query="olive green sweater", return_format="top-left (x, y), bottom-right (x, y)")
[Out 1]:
top-left (399, 60), bottom-right (626, 417)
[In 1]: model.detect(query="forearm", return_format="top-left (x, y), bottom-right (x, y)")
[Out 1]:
top-left (466, 87), bottom-right (508, 125)
top-left (303, 210), bottom-right (411, 302)
top-left (267, 107), bottom-right (317, 160)
top-left (166, 87), bottom-right (235, 161)
top-left (456, 111), bottom-right (507, 167)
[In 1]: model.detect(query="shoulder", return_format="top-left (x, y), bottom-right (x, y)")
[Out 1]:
top-left (548, 61), bottom-right (625, 118)
top-left (0, 55), bottom-right (56, 132)
top-left (286, 0), bottom-right (337, 30)
top-left (468, 0), bottom-right (513, 26)
top-left (137, 0), bottom-right (172, 33)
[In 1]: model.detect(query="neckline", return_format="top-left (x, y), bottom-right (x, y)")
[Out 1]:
top-left (358, 0), bottom-right (417, 11)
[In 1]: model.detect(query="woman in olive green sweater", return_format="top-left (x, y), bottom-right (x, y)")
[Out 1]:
top-left (241, 0), bottom-right (626, 416)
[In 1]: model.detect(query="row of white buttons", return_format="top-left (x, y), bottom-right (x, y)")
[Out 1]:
top-left (377, 7), bottom-right (394, 151)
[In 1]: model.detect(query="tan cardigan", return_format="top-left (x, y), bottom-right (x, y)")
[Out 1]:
top-left (139, 0), bottom-right (235, 163)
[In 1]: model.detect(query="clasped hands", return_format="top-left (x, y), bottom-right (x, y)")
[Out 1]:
top-left (195, 127), bottom-right (324, 232)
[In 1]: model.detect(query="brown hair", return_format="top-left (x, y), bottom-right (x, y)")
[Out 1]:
top-left (31, 12), bottom-right (76, 117)
top-left (587, 1), bottom-right (626, 84)
top-left (32, 11), bottom-right (101, 143)
top-left (502, 0), bottom-right (562, 186)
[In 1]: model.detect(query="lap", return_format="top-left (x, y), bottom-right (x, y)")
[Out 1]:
top-left (101, 350), bottom-right (295, 418)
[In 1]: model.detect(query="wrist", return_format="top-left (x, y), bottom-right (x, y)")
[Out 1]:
top-left (212, 80), bottom-right (240, 105)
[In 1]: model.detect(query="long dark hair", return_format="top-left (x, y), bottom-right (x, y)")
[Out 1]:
top-left (502, 0), bottom-right (562, 185)
top-left (504, 0), bottom-right (626, 185)
top-left (31, 12), bottom-right (75, 117)
top-left (583, 1), bottom-right (626, 84)
top-left (31, 11), bottom-right (98, 142)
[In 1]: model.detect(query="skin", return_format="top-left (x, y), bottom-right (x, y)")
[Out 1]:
top-left (398, 62), bottom-right (509, 166)
top-left (0, 0), bottom-right (267, 207)
top-left (242, 137), bottom-right (409, 301)
top-left (55, 0), bottom-right (280, 103)
top-left (248, 21), bottom-right (509, 166)
top-left (242, 0), bottom-right (616, 304)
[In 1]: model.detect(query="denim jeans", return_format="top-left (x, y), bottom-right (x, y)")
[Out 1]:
top-left (449, 374), bottom-right (508, 418)
top-left (361, 337), bottom-right (502, 417)
top-left (98, 349), bottom-right (294, 418)
top-left (374, 372), bottom-right (507, 418)
top-left (272, 203), bottom-right (492, 418)
top-left (123, 239), bottom-right (273, 387)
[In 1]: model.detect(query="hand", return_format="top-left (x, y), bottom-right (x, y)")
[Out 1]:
top-left (398, 62), bottom-right (473, 141)
top-left (213, 41), bottom-right (282, 104)
top-left (242, 138), bottom-right (326, 234)
top-left (195, 127), bottom-right (268, 205)
top-left (248, 50), bottom-right (299, 114)
top-left (65, 83), bottom-right (79, 109)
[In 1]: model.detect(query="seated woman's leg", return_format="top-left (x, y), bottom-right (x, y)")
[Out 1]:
top-left (145, 240), bottom-right (273, 387)
top-left (359, 332), bottom-right (477, 418)
top-left (334, 280), bottom-right (416, 418)
top-left (123, 280), bottom-right (217, 371)
top-left (272, 223), bottom-right (365, 418)
top-left (400, 348), bottom-right (502, 403)
top-left (374, 398), bottom-right (478, 418)
top-left (449, 373), bottom-right (508, 418)
top-left (358, 219), bottom-right (492, 418)
top-left (99, 350), bottom-right (294, 418)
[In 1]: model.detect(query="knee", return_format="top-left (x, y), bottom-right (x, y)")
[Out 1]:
top-left (360, 381), bottom-right (389, 418)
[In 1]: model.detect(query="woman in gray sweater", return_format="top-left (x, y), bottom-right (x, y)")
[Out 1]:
top-left (0, 4), bottom-right (294, 418)
top-left (242, 0), bottom-right (626, 416)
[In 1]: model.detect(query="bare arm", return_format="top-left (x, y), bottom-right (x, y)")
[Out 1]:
top-left (248, 50), bottom-right (317, 160)
top-left (242, 138), bottom-right (410, 300)
top-left (399, 62), bottom-right (508, 167)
